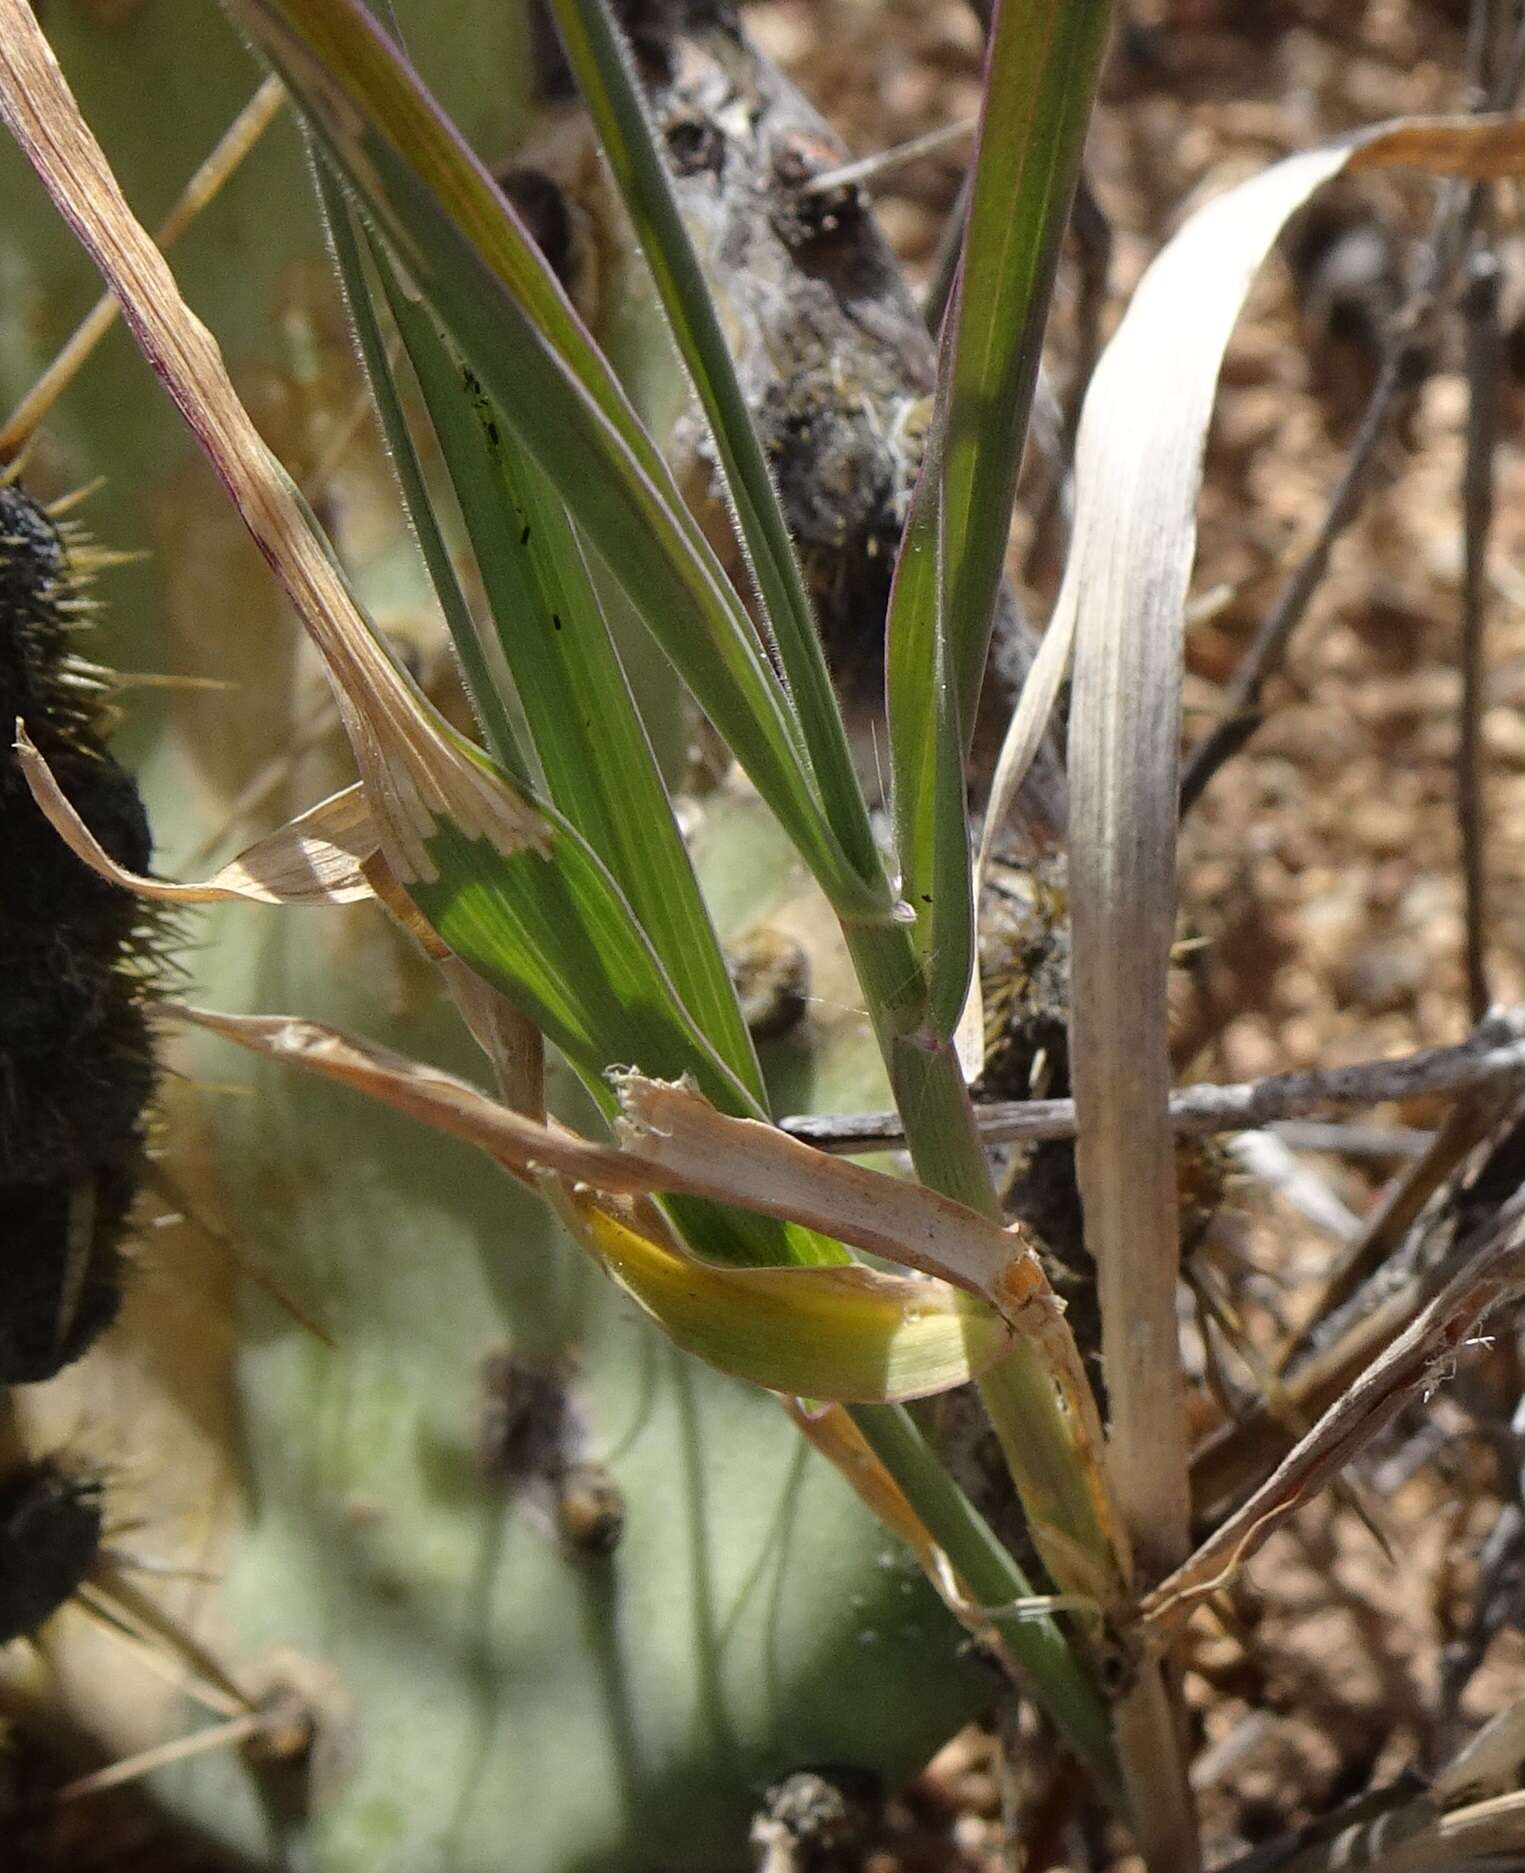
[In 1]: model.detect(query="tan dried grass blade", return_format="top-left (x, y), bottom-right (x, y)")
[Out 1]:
top-left (173, 1005), bottom-right (1054, 1318)
top-left (968, 112), bottom-right (1525, 1091)
top-left (981, 112), bottom-right (1525, 880)
top-left (0, 74), bottom-right (286, 457)
top-left (15, 728), bottom-right (377, 905)
top-left (612, 1074), bottom-right (1045, 1308)
top-left (1435, 1696), bottom-right (1525, 1802)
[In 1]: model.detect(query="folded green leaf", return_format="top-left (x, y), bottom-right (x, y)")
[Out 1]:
top-left (938, 0), bottom-right (1113, 740)
top-left (884, 432), bottom-right (973, 1042)
top-left (374, 249), bottom-right (764, 1105)
top-left (317, 160), bottom-right (530, 783)
top-left (886, 0), bottom-right (1111, 1040)
top-left (235, 0), bottom-right (892, 919)
top-left (414, 799), bottom-right (834, 1265)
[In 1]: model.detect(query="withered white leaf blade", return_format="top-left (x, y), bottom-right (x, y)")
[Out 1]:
top-left (1056, 112), bottom-right (1525, 1593)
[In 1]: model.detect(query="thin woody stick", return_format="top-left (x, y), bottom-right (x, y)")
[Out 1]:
top-left (50, 1711), bottom-right (269, 1805)
top-left (783, 1010), bottom-right (1525, 1152)
top-left (1145, 1191), bottom-right (1525, 1637)
top-left (0, 75), bottom-right (286, 456)
top-left (1278, 1086), bottom-right (1511, 1368)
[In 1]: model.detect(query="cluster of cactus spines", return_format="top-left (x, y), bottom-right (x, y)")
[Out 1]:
top-left (475, 1345), bottom-right (628, 1556)
top-left (0, 1458), bottom-right (104, 1647)
top-left (0, 480), bottom-right (157, 1391)
top-left (0, 477), bottom-right (164, 1652)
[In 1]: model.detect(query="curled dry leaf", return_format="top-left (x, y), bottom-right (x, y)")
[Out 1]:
top-left (15, 727), bottom-right (378, 906)
top-left (171, 1006), bottom-right (1016, 1403)
top-left (169, 1004), bottom-right (1026, 1300)
top-left (1144, 1192), bottom-right (1525, 1636)
top-left (980, 110), bottom-right (1525, 874)
top-left (170, 1003), bottom-right (1056, 1323)
top-left (439, 958), bottom-right (547, 1121)
top-left (612, 1072), bottom-right (1048, 1309)
top-left (963, 116), bottom-right (1525, 1118)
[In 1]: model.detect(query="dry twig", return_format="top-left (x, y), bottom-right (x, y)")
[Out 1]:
top-left (1197, 1104), bottom-right (1525, 1517)
top-left (1280, 1085), bottom-right (1516, 1365)
top-left (1217, 1696), bottom-right (1525, 1872)
top-left (783, 1009), bottom-right (1525, 1152)
top-left (1147, 1189), bottom-right (1525, 1637)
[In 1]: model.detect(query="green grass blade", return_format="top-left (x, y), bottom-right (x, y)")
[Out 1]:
top-left (884, 430), bottom-right (974, 1041)
top-left (308, 52), bottom-right (862, 1269)
top-left (414, 780), bottom-right (821, 1268)
top-left (543, 0), bottom-right (884, 890)
top-left (375, 251), bottom-right (766, 1106)
top-left (848, 1401), bottom-right (1116, 1789)
top-left (0, 0), bottom-right (1105, 1756)
top-left (885, 0), bottom-right (1111, 1036)
top-left (411, 772), bottom-right (747, 1110)
top-left (941, 0), bottom-right (1114, 737)
top-left (315, 157), bottom-right (530, 782)
top-left (309, 168), bottom-right (775, 1153)
top-left (313, 159), bottom-right (765, 1147)
top-left (235, 0), bottom-right (889, 919)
